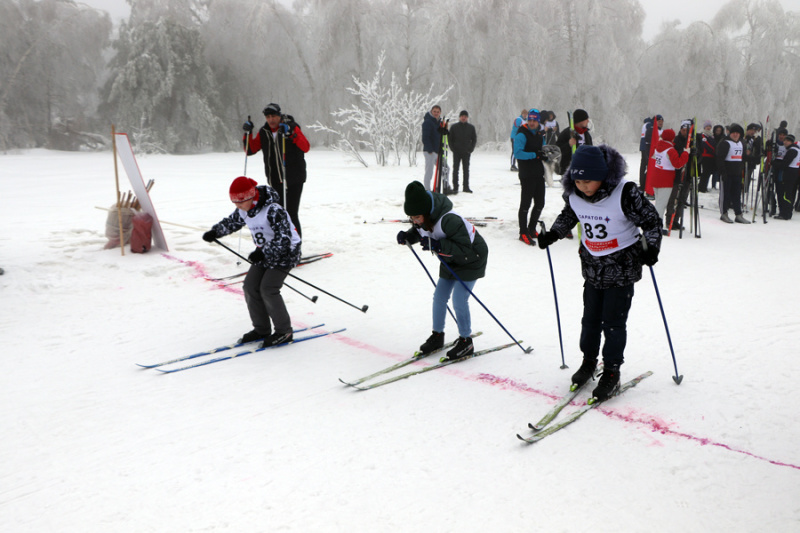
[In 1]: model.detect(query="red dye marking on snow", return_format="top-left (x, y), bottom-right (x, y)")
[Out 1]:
top-left (475, 372), bottom-right (800, 471)
top-left (330, 334), bottom-right (413, 361)
top-left (162, 253), bottom-right (243, 296)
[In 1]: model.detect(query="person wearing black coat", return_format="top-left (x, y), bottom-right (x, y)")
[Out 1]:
top-left (556, 108), bottom-right (593, 174)
top-left (448, 110), bottom-right (477, 193)
top-left (243, 103), bottom-right (310, 237)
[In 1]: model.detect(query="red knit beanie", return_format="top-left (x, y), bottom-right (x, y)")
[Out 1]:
top-left (229, 176), bottom-right (258, 203)
top-left (661, 129), bottom-right (676, 142)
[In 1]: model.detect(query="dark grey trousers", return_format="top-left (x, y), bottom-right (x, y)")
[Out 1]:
top-left (243, 264), bottom-right (291, 335)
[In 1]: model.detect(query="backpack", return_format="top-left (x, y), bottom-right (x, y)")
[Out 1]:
top-left (130, 212), bottom-right (153, 253)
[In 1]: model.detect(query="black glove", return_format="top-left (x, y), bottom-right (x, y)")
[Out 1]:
top-left (202, 230), bottom-right (216, 243)
top-left (243, 119), bottom-right (254, 133)
top-left (420, 236), bottom-right (441, 252)
top-left (397, 231), bottom-right (408, 245)
top-left (537, 230), bottom-right (559, 249)
top-left (248, 247), bottom-right (265, 264)
top-left (642, 244), bottom-right (659, 266)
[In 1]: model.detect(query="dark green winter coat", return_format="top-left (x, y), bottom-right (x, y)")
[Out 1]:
top-left (405, 192), bottom-right (488, 281)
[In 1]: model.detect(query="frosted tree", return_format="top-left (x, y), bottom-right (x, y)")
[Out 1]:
top-left (102, 16), bottom-right (227, 153)
top-left (309, 52), bottom-right (451, 167)
top-left (0, 0), bottom-right (111, 150)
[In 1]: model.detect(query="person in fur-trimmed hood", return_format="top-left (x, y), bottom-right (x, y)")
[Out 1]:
top-left (202, 177), bottom-right (302, 348)
top-left (537, 144), bottom-right (662, 402)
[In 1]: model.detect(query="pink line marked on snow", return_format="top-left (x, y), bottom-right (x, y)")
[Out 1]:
top-left (474, 372), bottom-right (800, 471)
top-left (162, 253), bottom-right (244, 296)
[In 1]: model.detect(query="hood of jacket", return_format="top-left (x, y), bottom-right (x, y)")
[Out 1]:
top-left (561, 143), bottom-right (627, 200)
top-left (429, 190), bottom-right (454, 222)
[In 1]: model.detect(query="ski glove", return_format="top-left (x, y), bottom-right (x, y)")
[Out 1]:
top-left (396, 231), bottom-right (408, 245)
top-left (243, 119), bottom-right (254, 132)
top-left (202, 230), bottom-right (217, 243)
top-left (248, 247), bottom-right (265, 264)
top-left (420, 236), bottom-right (441, 253)
top-left (642, 244), bottom-right (659, 266)
top-left (282, 115), bottom-right (298, 135)
top-left (537, 231), bottom-right (559, 249)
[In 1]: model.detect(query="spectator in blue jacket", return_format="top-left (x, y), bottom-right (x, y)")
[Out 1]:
top-left (422, 105), bottom-right (443, 190)
top-left (510, 108), bottom-right (527, 171)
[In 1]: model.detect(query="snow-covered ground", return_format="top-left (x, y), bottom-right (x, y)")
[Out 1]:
top-left (1, 148), bottom-right (798, 532)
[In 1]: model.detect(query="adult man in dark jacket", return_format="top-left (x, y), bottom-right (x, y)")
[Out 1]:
top-left (243, 103), bottom-right (310, 236)
top-left (448, 110), bottom-right (477, 193)
top-left (514, 109), bottom-right (546, 244)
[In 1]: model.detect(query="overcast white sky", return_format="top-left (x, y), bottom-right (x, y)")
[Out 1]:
top-left (81, 0), bottom-right (797, 37)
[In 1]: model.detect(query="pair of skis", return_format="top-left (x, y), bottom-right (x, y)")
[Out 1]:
top-left (136, 324), bottom-right (345, 373)
top-left (339, 333), bottom-right (519, 390)
top-left (516, 370), bottom-right (653, 443)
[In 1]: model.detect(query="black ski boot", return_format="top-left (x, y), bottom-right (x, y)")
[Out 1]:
top-left (571, 356), bottom-right (598, 389)
top-left (239, 330), bottom-right (268, 344)
top-left (261, 331), bottom-right (293, 348)
top-left (445, 336), bottom-right (473, 360)
top-left (592, 364), bottom-right (621, 402)
top-left (419, 331), bottom-right (445, 354)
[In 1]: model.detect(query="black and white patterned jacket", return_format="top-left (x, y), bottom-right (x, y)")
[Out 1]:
top-left (210, 185), bottom-right (301, 269)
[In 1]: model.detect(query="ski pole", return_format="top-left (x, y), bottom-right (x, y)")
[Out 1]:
top-left (538, 221), bottom-right (567, 369)
top-left (211, 239), bottom-right (317, 303)
top-left (641, 237), bottom-right (683, 385)
top-left (281, 129), bottom-right (288, 210)
top-left (405, 243), bottom-right (458, 326)
top-left (213, 239), bottom-right (368, 313)
top-left (238, 116), bottom-right (252, 265)
top-left (432, 252), bottom-right (531, 354)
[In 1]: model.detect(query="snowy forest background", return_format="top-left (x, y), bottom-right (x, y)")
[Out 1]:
top-left (2, 0), bottom-right (799, 157)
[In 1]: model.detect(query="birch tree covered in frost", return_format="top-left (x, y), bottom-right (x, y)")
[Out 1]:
top-left (310, 52), bottom-right (451, 167)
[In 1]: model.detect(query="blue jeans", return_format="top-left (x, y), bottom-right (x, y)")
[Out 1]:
top-left (432, 277), bottom-right (475, 338)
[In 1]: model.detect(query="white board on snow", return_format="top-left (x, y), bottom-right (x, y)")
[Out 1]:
top-left (114, 132), bottom-right (168, 251)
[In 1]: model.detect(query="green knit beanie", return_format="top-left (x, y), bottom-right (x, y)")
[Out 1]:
top-left (403, 181), bottom-right (432, 216)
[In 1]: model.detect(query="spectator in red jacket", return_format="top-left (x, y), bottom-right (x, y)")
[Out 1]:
top-left (243, 103), bottom-right (310, 236)
top-left (645, 129), bottom-right (689, 233)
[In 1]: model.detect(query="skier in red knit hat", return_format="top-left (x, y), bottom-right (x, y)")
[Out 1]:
top-left (203, 177), bottom-right (302, 347)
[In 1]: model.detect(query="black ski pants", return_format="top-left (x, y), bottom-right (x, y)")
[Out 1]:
top-left (518, 172), bottom-right (545, 236)
top-left (452, 151), bottom-right (471, 191)
top-left (579, 283), bottom-right (634, 368)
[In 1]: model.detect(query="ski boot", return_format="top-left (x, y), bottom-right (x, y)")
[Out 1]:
top-left (592, 364), bottom-right (621, 402)
top-left (419, 331), bottom-right (445, 355)
top-left (570, 356), bottom-right (598, 391)
top-left (239, 329), bottom-right (268, 344)
top-left (445, 336), bottom-right (474, 360)
top-left (262, 331), bottom-right (293, 348)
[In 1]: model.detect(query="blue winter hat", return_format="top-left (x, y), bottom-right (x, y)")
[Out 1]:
top-left (527, 108), bottom-right (540, 122)
top-left (569, 145), bottom-right (608, 181)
